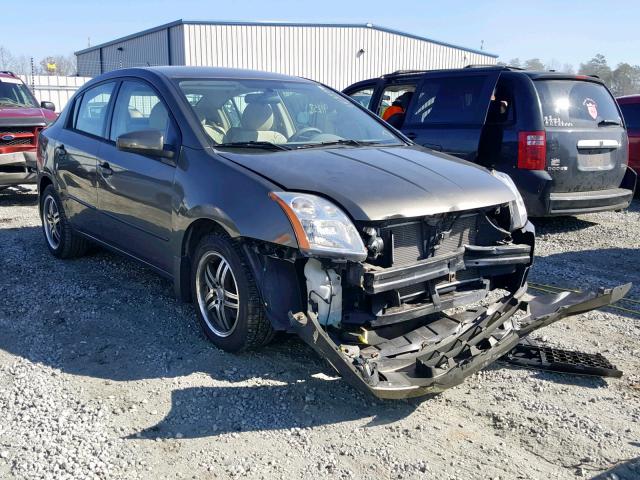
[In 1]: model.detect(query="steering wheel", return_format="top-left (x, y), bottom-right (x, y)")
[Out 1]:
top-left (289, 127), bottom-right (322, 142)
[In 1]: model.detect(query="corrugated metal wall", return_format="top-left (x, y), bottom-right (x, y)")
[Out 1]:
top-left (101, 29), bottom-right (169, 72)
top-left (76, 49), bottom-right (100, 77)
top-left (182, 24), bottom-right (495, 89)
top-left (76, 23), bottom-right (495, 89)
top-left (169, 24), bottom-right (185, 65)
top-left (76, 25), bottom-right (185, 77)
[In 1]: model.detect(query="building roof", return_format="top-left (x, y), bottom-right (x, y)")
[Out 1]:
top-left (75, 19), bottom-right (498, 58)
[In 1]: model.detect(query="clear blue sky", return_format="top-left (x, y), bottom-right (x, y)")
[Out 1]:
top-left (2, 0), bottom-right (638, 68)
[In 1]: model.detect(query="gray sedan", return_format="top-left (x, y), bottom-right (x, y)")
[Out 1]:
top-left (36, 67), bottom-right (628, 399)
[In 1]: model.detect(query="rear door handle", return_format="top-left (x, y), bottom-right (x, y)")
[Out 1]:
top-left (405, 132), bottom-right (417, 140)
top-left (99, 162), bottom-right (113, 177)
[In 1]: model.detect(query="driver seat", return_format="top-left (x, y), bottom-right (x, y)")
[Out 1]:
top-left (224, 103), bottom-right (287, 144)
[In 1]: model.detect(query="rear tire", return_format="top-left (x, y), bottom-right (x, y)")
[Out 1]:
top-left (40, 185), bottom-right (88, 258)
top-left (191, 232), bottom-right (274, 352)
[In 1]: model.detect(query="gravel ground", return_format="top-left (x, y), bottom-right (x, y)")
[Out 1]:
top-left (0, 185), bottom-right (638, 480)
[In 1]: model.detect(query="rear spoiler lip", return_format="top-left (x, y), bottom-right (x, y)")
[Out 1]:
top-left (289, 282), bottom-right (632, 400)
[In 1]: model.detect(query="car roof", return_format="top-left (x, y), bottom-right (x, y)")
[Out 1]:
top-left (616, 94), bottom-right (640, 104)
top-left (94, 66), bottom-right (313, 83)
top-left (354, 65), bottom-right (605, 85)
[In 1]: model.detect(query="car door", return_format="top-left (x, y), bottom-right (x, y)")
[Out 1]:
top-left (54, 81), bottom-right (117, 233)
top-left (402, 70), bottom-right (501, 162)
top-left (96, 79), bottom-right (179, 274)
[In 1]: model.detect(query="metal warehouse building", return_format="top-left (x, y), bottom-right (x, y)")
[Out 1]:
top-left (75, 20), bottom-right (497, 89)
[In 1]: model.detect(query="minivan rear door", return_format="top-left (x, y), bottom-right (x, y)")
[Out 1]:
top-left (533, 78), bottom-right (628, 192)
top-left (402, 69), bottom-right (501, 162)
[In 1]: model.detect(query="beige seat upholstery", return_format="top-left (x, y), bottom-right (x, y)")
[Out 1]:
top-left (148, 102), bottom-right (169, 134)
top-left (224, 103), bottom-right (287, 144)
top-left (194, 102), bottom-right (227, 144)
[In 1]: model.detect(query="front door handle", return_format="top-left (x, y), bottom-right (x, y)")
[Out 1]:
top-left (405, 132), bottom-right (417, 140)
top-left (99, 162), bottom-right (113, 177)
top-left (55, 145), bottom-right (67, 159)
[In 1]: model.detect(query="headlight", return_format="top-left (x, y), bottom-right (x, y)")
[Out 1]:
top-left (269, 192), bottom-right (367, 261)
top-left (492, 171), bottom-right (528, 231)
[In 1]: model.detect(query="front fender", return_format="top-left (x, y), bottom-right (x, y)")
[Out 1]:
top-left (172, 148), bottom-right (299, 257)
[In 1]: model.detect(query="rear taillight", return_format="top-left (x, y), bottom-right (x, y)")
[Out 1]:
top-left (517, 131), bottom-right (546, 170)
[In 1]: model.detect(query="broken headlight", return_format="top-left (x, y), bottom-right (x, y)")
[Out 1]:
top-left (492, 170), bottom-right (528, 231)
top-left (269, 192), bottom-right (367, 261)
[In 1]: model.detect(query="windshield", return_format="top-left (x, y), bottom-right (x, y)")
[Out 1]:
top-left (0, 78), bottom-right (38, 108)
top-left (534, 79), bottom-right (621, 129)
top-left (177, 79), bottom-right (402, 149)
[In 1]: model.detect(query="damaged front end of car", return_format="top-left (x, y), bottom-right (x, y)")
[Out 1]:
top-left (254, 187), bottom-right (631, 400)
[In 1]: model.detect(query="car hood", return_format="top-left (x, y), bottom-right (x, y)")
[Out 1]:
top-left (0, 107), bottom-right (55, 127)
top-left (219, 145), bottom-right (515, 221)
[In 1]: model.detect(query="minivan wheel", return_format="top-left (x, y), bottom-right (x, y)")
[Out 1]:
top-left (40, 185), bottom-right (88, 258)
top-left (192, 233), bottom-right (274, 352)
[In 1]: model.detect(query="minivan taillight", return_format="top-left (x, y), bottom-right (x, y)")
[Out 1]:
top-left (517, 131), bottom-right (546, 170)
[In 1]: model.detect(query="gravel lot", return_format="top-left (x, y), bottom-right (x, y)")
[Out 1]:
top-left (0, 185), bottom-right (638, 480)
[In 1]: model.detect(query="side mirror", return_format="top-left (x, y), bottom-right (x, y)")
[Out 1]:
top-left (116, 130), bottom-right (175, 161)
top-left (41, 101), bottom-right (56, 111)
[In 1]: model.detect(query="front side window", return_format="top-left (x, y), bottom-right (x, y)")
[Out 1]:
top-left (406, 75), bottom-right (489, 126)
top-left (535, 80), bottom-right (622, 128)
top-left (109, 80), bottom-right (174, 143)
top-left (378, 84), bottom-right (416, 128)
top-left (74, 82), bottom-right (116, 138)
top-left (0, 77), bottom-right (38, 108)
top-left (619, 103), bottom-right (640, 130)
top-left (177, 79), bottom-right (401, 148)
top-left (348, 87), bottom-right (375, 109)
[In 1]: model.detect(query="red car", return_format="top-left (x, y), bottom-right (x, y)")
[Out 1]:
top-left (0, 71), bottom-right (57, 189)
top-left (617, 95), bottom-right (640, 177)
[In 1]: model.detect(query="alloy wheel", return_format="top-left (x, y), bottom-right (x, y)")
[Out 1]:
top-left (195, 251), bottom-right (240, 337)
top-left (43, 195), bottom-right (62, 250)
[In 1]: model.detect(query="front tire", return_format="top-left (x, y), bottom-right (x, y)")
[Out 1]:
top-left (40, 185), bottom-right (88, 258)
top-left (191, 233), bottom-right (273, 352)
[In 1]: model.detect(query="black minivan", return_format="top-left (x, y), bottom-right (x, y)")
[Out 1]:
top-left (344, 66), bottom-right (637, 217)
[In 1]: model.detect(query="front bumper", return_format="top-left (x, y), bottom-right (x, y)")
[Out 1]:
top-left (289, 282), bottom-right (631, 399)
top-left (0, 151), bottom-right (37, 186)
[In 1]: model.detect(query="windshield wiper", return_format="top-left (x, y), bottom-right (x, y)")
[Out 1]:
top-left (294, 139), bottom-right (376, 149)
top-left (598, 119), bottom-right (622, 127)
top-left (217, 141), bottom-right (290, 151)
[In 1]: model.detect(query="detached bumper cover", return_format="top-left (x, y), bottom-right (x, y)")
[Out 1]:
top-left (289, 282), bottom-right (631, 399)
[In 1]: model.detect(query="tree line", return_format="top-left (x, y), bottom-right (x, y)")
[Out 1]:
top-left (499, 55), bottom-right (640, 96)
top-left (0, 46), bottom-right (77, 76)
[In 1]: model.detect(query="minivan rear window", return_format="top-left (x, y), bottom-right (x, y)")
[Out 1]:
top-left (534, 80), bottom-right (621, 128)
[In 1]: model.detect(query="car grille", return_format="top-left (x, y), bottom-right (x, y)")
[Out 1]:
top-left (0, 126), bottom-right (39, 149)
top-left (0, 127), bottom-right (34, 134)
top-left (383, 214), bottom-right (479, 267)
top-left (1, 137), bottom-right (32, 146)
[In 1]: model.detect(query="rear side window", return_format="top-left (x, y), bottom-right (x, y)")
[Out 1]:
top-left (406, 75), bottom-right (489, 126)
top-left (534, 80), bottom-right (621, 128)
top-left (619, 103), bottom-right (640, 129)
top-left (74, 82), bottom-right (116, 138)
